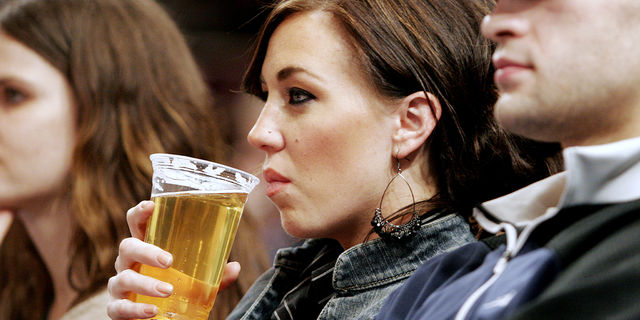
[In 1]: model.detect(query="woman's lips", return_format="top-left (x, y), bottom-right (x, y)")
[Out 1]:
top-left (263, 168), bottom-right (291, 197)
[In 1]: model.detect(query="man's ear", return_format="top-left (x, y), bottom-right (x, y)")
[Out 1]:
top-left (392, 91), bottom-right (442, 159)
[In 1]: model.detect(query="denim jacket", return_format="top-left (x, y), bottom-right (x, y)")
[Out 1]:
top-left (227, 213), bottom-right (475, 320)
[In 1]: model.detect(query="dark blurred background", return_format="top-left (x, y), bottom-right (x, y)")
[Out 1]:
top-left (157, 0), bottom-right (269, 139)
top-left (158, 0), bottom-right (266, 94)
top-left (156, 0), bottom-right (296, 258)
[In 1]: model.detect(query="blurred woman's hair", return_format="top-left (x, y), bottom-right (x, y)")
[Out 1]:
top-left (0, 0), bottom-right (268, 318)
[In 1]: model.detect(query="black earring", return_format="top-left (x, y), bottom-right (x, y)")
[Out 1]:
top-left (371, 157), bottom-right (421, 240)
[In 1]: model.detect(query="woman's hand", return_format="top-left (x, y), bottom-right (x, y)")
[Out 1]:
top-left (106, 201), bottom-right (242, 320)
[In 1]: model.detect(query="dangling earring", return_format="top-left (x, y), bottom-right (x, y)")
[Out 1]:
top-left (371, 156), bottom-right (421, 240)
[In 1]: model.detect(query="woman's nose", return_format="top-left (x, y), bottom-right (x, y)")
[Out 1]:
top-left (247, 103), bottom-right (285, 153)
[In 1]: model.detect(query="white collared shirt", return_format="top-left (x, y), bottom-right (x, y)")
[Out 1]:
top-left (476, 135), bottom-right (640, 227)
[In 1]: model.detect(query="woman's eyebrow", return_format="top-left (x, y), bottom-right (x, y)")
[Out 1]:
top-left (277, 66), bottom-right (303, 81)
top-left (277, 66), bottom-right (322, 81)
top-left (259, 66), bottom-right (322, 85)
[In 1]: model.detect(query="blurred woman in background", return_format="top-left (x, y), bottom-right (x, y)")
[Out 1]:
top-left (0, 0), bottom-right (268, 319)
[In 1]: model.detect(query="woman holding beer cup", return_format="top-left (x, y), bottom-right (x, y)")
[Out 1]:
top-left (0, 0), bottom-right (269, 319)
top-left (107, 0), bottom-right (562, 319)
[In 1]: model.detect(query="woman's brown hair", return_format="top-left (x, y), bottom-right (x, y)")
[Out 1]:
top-left (0, 0), bottom-right (268, 319)
top-left (243, 0), bottom-right (562, 223)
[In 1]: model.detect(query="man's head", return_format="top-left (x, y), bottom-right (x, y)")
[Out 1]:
top-left (482, 0), bottom-right (640, 147)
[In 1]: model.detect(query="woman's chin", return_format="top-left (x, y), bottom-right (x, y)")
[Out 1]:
top-left (280, 217), bottom-right (323, 240)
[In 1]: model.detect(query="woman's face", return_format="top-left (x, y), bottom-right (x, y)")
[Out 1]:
top-left (0, 32), bottom-right (76, 211)
top-left (247, 11), bottom-right (399, 248)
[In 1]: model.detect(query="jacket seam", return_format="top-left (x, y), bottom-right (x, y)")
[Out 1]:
top-left (239, 268), bottom-right (282, 320)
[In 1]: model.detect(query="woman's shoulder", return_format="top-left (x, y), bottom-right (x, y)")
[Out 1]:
top-left (59, 288), bottom-right (111, 320)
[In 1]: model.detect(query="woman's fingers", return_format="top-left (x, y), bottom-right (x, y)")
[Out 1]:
top-left (127, 201), bottom-right (155, 239)
top-left (115, 237), bottom-right (172, 273)
top-left (219, 261), bottom-right (241, 292)
top-left (111, 237), bottom-right (174, 300)
top-left (107, 268), bottom-right (172, 320)
top-left (108, 237), bottom-right (174, 320)
top-left (108, 268), bottom-right (173, 299)
top-left (107, 294), bottom-right (158, 320)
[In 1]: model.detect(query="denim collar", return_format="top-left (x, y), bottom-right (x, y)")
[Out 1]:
top-left (332, 214), bottom-right (473, 291)
top-left (273, 238), bottom-right (342, 271)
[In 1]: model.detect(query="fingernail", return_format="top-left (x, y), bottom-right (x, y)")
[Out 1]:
top-left (143, 305), bottom-right (158, 316)
top-left (140, 201), bottom-right (152, 209)
top-left (156, 282), bottom-right (173, 296)
top-left (156, 253), bottom-right (173, 267)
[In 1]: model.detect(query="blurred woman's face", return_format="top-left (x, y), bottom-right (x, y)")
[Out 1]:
top-left (247, 11), bottom-right (399, 248)
top-left (0, 32), bottom-right (76, 212)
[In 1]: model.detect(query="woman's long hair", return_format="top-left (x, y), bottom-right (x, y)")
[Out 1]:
top-left (0, 0), bottom-right (268, 319)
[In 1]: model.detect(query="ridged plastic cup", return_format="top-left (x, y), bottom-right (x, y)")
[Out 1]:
top-left (131, 154), bottom-right (259, 320)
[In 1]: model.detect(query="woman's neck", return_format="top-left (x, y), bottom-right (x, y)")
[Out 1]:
top-left (336, 159), bottom-right (439, 249)
top-left (378, 160), bottom-right (438, 221)
top-left (0, 210), bottom-right (13, 245)
top-left (17, 197), bottom-right (78, 320)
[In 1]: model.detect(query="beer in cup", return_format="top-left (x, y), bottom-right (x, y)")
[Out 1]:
top-left (130, 153), bottom-right (259, 320)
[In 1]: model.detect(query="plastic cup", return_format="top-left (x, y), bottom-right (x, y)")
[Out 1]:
top-left (130, 153), bottom-right (259, 320)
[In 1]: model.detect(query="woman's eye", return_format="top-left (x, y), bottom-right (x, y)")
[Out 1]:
top-left (2, 87), bottom-right (27, 106)
top-left (287, 87), bottom-right (315, 105)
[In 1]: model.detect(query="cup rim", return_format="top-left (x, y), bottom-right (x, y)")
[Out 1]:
top-left (150, 153), bottom-right (260, 192)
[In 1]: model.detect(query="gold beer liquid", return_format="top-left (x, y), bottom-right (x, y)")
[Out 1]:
top-left (131, 191), bottom-right (248, 320)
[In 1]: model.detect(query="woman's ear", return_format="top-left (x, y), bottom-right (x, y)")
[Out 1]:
top-left (392, 91), bottom-right (442, 159)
